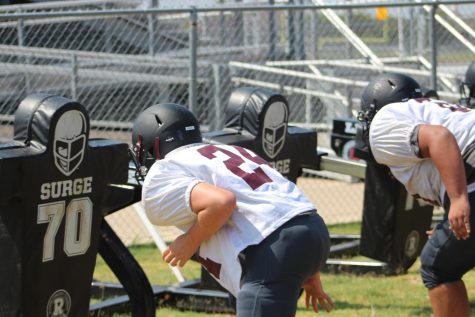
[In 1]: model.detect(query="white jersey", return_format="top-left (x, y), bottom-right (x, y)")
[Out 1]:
top-left (370, 98), bottom-right (475, 206)
top-left (141, 143), bottom-right (316, 296)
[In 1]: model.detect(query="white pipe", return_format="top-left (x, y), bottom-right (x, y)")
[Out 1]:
top-left (229, 61), bottom-right (368, 87)
top-left (132, 202), bottom-right (185, 283)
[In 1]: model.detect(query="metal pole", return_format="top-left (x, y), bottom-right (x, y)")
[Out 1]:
top-left (269, 0), bottom-right (277, 61)
top-left (17, 9), bottom-right (31, 95)
top-left (147, 14), bottom-right (155, 56)
top-left (147, 0), bottom-right (158, 56)
top-left (305, 80), bottom-right (312, 125)
top-left (309, 9), bottom-right (318, 59)
top-left (296, 0), bottom-right (305, 60)
top-left (71, 54), bottom-right (78, 100)
top-left (408, 7), bottom-right (415, 55)
top-left (147, 15), bottom-right (155, 56)
top-left (429, 3), bottom-right (438, 89)
top-left (102, 2), bottom-right (112, 53)
top-left (219, 0), bottom-right (226, 46)
top-left (189, 6), bottom-right (198, 114)
top-left (417, 6), bottom-right (425, 56)
top-left (346, 0), bottom-right (353, 58)
top-left (234, 0), bottom-right (244, 47)
top-left (288, 0), bottom-right (296, 59)
top-left (212, 64), bottom-right (222, 130)
top-left (17, 17), bottom-right (24, 46)
top-left (397, 7), bottom-right (405, 58)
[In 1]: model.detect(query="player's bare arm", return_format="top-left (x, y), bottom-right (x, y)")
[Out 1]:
top-left (163, 182), bottom-right (236, 267)
top-left (418, 124), bottom-right (471, 240)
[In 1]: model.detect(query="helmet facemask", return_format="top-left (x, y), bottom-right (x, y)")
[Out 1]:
top-left (356, 103), bottom-right (376, 148)
top-left (131, 134), bottom-right (157, 180)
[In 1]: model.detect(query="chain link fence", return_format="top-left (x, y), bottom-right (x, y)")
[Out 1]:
top-left (0, 0), bottom-right (474, 244)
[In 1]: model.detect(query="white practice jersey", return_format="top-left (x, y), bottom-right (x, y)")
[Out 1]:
top-left (141, 143), bottom-right (316, 296)
top-left (370, 98), bottom-right (475, 206)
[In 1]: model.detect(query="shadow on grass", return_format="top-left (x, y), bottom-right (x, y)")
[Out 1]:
top-left (297, 299), bottom-right (475, 316)
top-left (296, 300), bottom-right (433, 316)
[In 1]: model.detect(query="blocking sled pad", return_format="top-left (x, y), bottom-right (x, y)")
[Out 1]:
top-left (204, 86), bottom-right (320, 182)
top-left (0, 94), bottom-right (129, 317)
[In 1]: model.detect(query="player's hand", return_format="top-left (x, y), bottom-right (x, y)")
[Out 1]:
top-left (448, 197), bottom-right (471, 240)
top-left (426, 227), bottom-right (435, 237)
top-left (162, 232), bottom-right (200, 267)
top-left (302, 272), bottom-right (335, 313)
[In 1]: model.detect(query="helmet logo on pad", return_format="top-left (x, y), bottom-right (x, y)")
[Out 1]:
top-left (53, 110), bottom-right (87, 176)
top-left (262, 101), bottom-right (288, 159)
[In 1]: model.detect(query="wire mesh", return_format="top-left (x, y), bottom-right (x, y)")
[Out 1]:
top-left (1, 0), bottom-right (474, 244)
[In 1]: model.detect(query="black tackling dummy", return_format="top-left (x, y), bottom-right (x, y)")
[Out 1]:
top-left (0, 94), bottom-right (129, 317)
top-left (354, 73), bottom-right (434, 273)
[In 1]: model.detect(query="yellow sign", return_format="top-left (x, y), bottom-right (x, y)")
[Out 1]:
top-left (376, 7), bottom-right (389, 21)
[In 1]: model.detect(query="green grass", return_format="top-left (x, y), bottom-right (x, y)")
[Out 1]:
top-left (92, 223), bottom-right (475, 316)
top-left (327, 222), bottom-right (361, 235)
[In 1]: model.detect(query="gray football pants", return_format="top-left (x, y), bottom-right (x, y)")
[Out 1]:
top-left (236, 211), bottom-right (330, 317)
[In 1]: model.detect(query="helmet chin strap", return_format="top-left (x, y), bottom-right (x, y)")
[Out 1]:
top-left (134, 135), bottom-right (146, 166)
top-left (130, 134), bottom-right (149, 182)
top-left (154, 137), bottom-right (160, 160)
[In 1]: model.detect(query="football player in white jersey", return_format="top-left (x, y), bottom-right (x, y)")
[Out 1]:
top-left (132, 103), bottom-right (334, 316)
top-left (358, 73), bottom-right (475, 317)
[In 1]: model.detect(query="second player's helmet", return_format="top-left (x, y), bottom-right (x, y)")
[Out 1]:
top-left (356, 73), bottom-right (422, 153)
top-left (460, 61), bottom-right (475, 106)
top-left (132, 103), bottom-right (202, 164)
top-left (360, 72), bottom-right (423, 115)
